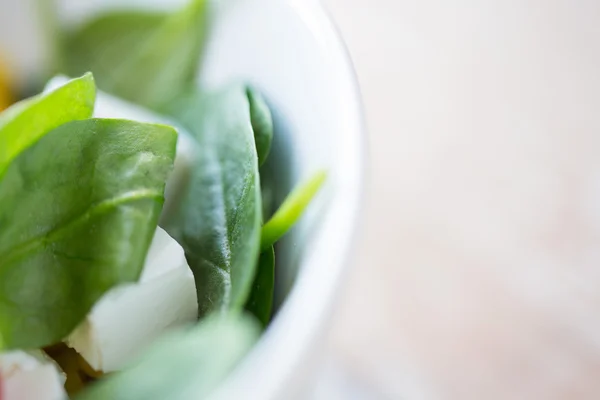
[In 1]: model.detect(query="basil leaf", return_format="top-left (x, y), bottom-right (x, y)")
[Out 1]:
top-left (244, 247), bottom-right (275, 328)
top-left (76, 314), bottom-right (259, 400)
top-left (63, 0), bottom-right (208, 110)
top-left (164, 86), bottom-right (262, 317)
top-left (246, 87), bottom-right (273, 166)
top-left (0, 73), bottom-right (95, 178)
top-left (0, 119), bottom-right (177, 349)
top-left (260, 171), bottom-right (327, 251)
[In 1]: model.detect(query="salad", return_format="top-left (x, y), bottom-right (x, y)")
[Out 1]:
top-left (0, 1), bottom-right (325, 399)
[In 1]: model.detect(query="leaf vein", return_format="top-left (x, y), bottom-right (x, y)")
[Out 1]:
top-left (0, 189), bottom-right (163, 266)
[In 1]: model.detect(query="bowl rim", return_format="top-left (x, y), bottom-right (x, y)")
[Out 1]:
top-left (211, 0), bottom-right (367, 398)
top-left (0, 0), bottom-right (366, 396)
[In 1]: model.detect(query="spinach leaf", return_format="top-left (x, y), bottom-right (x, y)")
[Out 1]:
top-left (261, 173), bottom-right (277, 222)
top-left (244, 247), bottom-right (275, 328)
top-left (63, 0), bottom-right (208, 110)
top-left (76, 314), bottom-right (259, 400)
top-left (164, 86), bottom-right (262, 317)
top-left (63, 12), bottom-right (164, 84)
top-left (0, 73), bottom-right (95, 178)
top-left (0, 119), bottom-right (177, 349)
top-left (260, 171), bottom-right (327, 251)
top-left (246, 87), bottom-right (273, 166)
top-left (247, 172), bottom-right (325, 327)
top-left (242, 88), bottom-right (275, 327)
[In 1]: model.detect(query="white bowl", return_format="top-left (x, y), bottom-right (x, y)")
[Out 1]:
top-left (0, 0), bottom-right (364, 398)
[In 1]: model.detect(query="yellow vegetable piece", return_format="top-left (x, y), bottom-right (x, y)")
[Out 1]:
top-left (77, 353), bottom-right (105, 379)
top-left (44, 343), bottom-right (88, 396)
top-left (0, 56), bottom-right (13, 111)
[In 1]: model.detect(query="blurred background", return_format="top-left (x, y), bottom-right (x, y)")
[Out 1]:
top-left (322, 0), bottom-right (600, 399)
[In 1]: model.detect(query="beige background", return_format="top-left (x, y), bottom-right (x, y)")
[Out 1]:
top-left (324, 0), bottom-right (600, 399)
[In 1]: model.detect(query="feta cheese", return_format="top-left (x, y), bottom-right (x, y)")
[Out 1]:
top-left (67, 227), bottom-right (198, 372)
top-left (0, 350), bottom-right (66, 400)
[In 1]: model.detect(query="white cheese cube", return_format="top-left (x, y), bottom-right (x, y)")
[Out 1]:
top-left (67, 227), bottom-right (198, 372)
top-left (0, 350), bottom-right (67, 400)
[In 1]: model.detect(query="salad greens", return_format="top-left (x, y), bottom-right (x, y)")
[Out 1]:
top-left (247, 87), bottom-right (274, 166)
top-left (244, 247), bottom-right (276, 327)
top-left (64, 0), bottom-right (208, 110)
top-left (244, 171), bottom-right (326, 325)
top-left (0, 73), bottom-right (95, 178)
top-left (0, 115), bottom-right (177, 349)
top-left (261, 170), bottom-right (327, 251)
top-left (164, 87), bottom-right (264, 316)
top-left (76, 315), bottom-right (259, 400)
top-left (0, 0), bottom-right (327, 397)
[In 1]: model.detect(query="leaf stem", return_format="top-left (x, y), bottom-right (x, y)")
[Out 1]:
top-left (260, 170), bottom-right (327, 251)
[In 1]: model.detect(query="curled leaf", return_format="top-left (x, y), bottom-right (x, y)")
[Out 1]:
top-left (246, 87), bottom-right (273, 166)
top-left (244, 247), bottom-right (275, 328)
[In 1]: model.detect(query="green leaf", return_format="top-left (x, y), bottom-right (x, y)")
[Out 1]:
top-left (244, 247), bottom-right (275, 328)
top-left (164, 86), bottom-right (263, 317)
top-left (63, 12), bottom-right (164, 84)
top-left (0, 119), bottom-right (177, 349)
top-left (76, 314), bottom-right (259, 400)
top-left (0, 73), bottom-right (95, 178)
top-left (261, 174), bottom-right (277, 221)
top-left (246, 87), bottom-right (273, 166)
top-left (63, 0), bottom-right (208, 110)
top-left (260, 171), bottom-right (327, 251)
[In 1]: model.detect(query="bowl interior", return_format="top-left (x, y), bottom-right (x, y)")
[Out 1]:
top-left (0, 0), bottom-right (364, 397)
